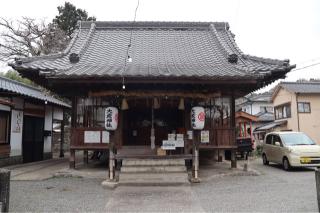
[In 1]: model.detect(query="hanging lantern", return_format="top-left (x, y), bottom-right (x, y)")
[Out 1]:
top-left (178, 98), bottom-right (185, 110)
top-left (121, 98), bottom-right (129, 110)
top-left (191, 106), bottom-right (205, 130)
top-left (105, 107), bottom-right (118, 130)
top-left (153, 97), bottom-right (160, 109)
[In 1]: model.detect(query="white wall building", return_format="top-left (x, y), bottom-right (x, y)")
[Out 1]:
top-left (0, 76), bottom-right (70, 166)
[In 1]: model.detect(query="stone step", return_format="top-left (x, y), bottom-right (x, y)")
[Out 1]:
top-left (122, 159), bottom-right (185, 166)
top-left (119, 172), bottom-right (190, 186)
top-left (121, 165), bottom-right (187, 173)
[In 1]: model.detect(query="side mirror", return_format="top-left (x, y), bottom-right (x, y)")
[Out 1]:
top-left (275, 141), bottom-right (281, 146)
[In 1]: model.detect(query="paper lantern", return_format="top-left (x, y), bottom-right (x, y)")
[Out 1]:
top-left (105, 107), bottom-right (118, 130)
top-left (191, 106), bottom-right (205, 130)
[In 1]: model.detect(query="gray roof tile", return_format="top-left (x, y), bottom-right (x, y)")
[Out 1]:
top-left (280, 82), bottom-right (320, 94)
top-left (11, 21), bottom-right (294, 79)
top-left (0, 76), bottom-right (70, 107)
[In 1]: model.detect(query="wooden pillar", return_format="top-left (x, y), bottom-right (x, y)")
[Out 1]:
top-left (109, 143), bottom-right (115, 180)
top-left (192, 131), bottom-right (200, 182)
top-left (218, 150), bottom-right (223, 162)
top-left (70, 97), bottom-right (77, 169)
top-left (70, 149), bottom-right (75, 169)
top-left (59, 109), bottom-right (65, 158)
top-left (231, 149), bottom-right (237, 168)
top-left (83, 150), bottom-right (88, 164)
top-left (71, 97), bottom-right (77, 128)
top-left (230, 93), bottom-right (237, 168)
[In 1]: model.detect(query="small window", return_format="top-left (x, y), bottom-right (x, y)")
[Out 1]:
top-left (266, 135), bottom-right (273, 144)
top-left (272, 135), bottom-right (282, 146)
top-left (0, 111), bottom-right (10, 144)
top-left (274, 103), bottom-right (291, 119)
top-left (298, 102), bottom-right (311, 113)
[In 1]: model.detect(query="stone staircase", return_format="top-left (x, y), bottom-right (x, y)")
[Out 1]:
top-left (118, 158), bottom-right (190, 186)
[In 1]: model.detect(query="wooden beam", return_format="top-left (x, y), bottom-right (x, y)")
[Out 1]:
top-left (88, 90), bottom-right (221, 99)
top-left (0, 98), bottom-right (14, 107)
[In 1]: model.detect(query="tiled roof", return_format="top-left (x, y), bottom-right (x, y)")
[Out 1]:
top-left (0, 76), bottom-right (70, 107)
top-left (254, 120), bottom-right (287, 132)
top-left (254, 111), bottom-right (274, 122)
top-left (280, 82), bottom-right (320, 94)
top-left (10, 21), bottom-right (295, 80)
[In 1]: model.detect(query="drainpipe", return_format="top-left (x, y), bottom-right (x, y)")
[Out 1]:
top-left (296, 93), bottom-right (300, 131)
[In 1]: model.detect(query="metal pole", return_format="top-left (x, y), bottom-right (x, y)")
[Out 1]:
top-left (315, 169), bottom-right (320, 211)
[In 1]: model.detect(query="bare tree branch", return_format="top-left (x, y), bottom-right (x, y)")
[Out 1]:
top-left (0, 17), bottom-right (69, 61)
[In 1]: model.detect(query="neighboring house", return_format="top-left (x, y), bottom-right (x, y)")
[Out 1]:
top-left (237, 92), bottom-right (274, 143)
top-left (237, 92), bottom-right (274, 115)
top-left (261, 81), bottom-right (320, 144)
top-left (10, 21), bottom-right (294, 180)
top-left (0, 76), bottom-right (70, 166)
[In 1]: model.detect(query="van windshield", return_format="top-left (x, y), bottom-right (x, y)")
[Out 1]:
top-left (280, 133), bottom-right (316, 146)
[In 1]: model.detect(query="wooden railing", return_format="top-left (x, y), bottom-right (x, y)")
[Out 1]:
top-left (70, 127), bottom-right (110, 150)
top-left (200, 127), bottom-right (236, 149)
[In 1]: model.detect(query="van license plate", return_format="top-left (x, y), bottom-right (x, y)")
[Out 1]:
top-left (300, 157), bottom-right (311, 163)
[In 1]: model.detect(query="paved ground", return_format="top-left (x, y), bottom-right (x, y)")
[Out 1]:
top-left (6, 158), bottom-right (68, 180)
top-left (9, 158), bottom-right (319, 212)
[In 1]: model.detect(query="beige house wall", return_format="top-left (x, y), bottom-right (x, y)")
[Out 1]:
top-left (297, 94), bottom-right (320, 143)
top-left (273, 88), bottom-right (298, 131)
top-left (273, 87), bottom-right (320, 144)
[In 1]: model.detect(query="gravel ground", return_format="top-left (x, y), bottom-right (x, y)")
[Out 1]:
top-left (193, 159), bottom-right (318, 212)
top-left (9, 159), bottom-right (319, 212)
top-left (10, 177), bottom-right (112, 212)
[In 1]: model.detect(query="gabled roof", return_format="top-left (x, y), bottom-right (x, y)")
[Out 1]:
top-left (272, 81), bottom-right (320, 100)
top-left (235, 111), bottom-right (258, 122)
top-left (0, 76), bottom-right (70, 108)
top-left (280, 82), bottom-right (320, 93)
top-left (237, 92), bottom-right (272, 107)
top-left (254, 111), bottom-right (274, 122)
top-left (10, 21), bottom-right (294, 83)
top-left (254, 120), bottom-right (287, 132)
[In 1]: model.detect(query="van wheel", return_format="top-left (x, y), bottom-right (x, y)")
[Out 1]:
top-left (262, 154), bottom-right (269, 165)
top-left (283, 157), bottom-right (291, 171)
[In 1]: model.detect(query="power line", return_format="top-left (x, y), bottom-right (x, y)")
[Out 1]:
top-left (291, 62), bottom-right (320, 72)
top-left (122, 0), bottom-right (140, 90)
top-left (296, 57), bottom-right (320, 65)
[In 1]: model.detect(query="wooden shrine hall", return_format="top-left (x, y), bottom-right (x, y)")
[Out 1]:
top-left (11, 21), bottom-right (295, 181)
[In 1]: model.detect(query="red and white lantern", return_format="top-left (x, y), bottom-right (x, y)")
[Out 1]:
top-left (105, 107), bottom-right (118, 130)
top-left (191, 106), bottom-right (205, 130)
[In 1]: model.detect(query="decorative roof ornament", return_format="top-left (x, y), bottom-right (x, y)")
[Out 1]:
top-left (228, 53), bottom-right (238, 64)
top-left (69, 53), bottom-right (80, 63)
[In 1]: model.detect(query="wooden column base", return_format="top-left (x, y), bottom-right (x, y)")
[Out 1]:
top-left (231, 150), bottom-right (237, 168)
top-left (83, 150), bottom-right (88, 164)
top-left (70, 149), bottom-right (75, 169)
top-left (218, 150), bottom-right (223, 162)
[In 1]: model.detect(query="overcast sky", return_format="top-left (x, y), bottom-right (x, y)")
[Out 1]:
top-left (0, 0), bottom-right (319, 92)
